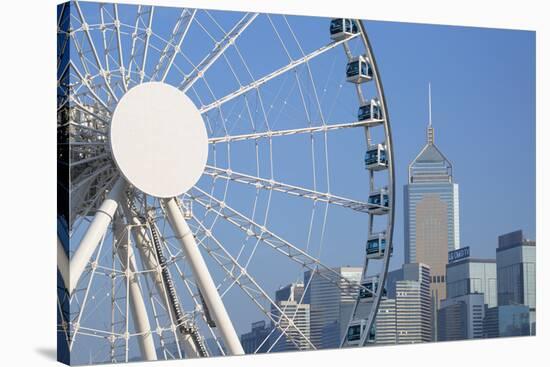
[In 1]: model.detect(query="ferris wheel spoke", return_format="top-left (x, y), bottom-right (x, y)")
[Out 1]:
top-left (199, 34), bottom-right (359, 114)
top-left (112, 4), bottom-right (127, 92)
top-left (178, 12), bottom-right (258, 92)
top-left (203, 165), bottom-right (370, 213)
top-left (151, 9), bottom-right (195, 82)
top-left (189, 214), bottom-right (316, 350)
top-left (69, 61), bottom-right (112, 112)
top-left (66, 153), bottom-right (110, 169)
top-left (74, 1), bottom-right (119, 103)
top-left (126, 5), bottom-right (155, 88)
top-left (208, 120), bottom-right (381, 144)
top-left (70, 97), bottom-right (111, 125)
top-left (99, 4), bottom-right (115, 78)
top-left (189, 186), bottom-right (363, 293)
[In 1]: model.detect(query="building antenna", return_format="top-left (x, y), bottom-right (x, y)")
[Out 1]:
top-left (427, 82), bottom-right (434, 144)
top-left (428, 82), bottom-right (432, 127)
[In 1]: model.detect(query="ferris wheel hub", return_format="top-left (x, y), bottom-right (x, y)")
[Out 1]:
top-left (110, 82), bottom-right (208, 198)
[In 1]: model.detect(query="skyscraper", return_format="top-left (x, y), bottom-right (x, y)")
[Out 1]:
top-left (395, 279), bottom-right (432, 343)
top-left (483, 305), bottom-right (531, 338)
top-left (403, 88), bottom-right (460, 309)
top-left (446, 256), bottom-right (497, 308)
top-left (270, 282), bottom-right (311, 352)
top-left (375, 298), bottom-right (397, 345)
top-left (496, 230), bottom-right (536, 334)
top-left (240, 321), bottom-right (272, 354)
top-left (304, 267), bottom-right (361, 349)
top-left (438, 293), bottom-right (485, 341)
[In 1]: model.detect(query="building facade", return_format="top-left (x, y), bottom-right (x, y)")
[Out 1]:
top-left (496, 230), bottom-right (536, 333)
top-left (395, 279), bottom-right (432, 344)
top-left (438, 293), bottom-right (485, 341)
top-left (446, 257), bottom-right (497, 308)
top-left (483, 305), bottom-right (531, 338)
top-left (304, 267), bottom-right (361, 349)
top-left (270, 282), bottom-right (311, 352)
top-left (240, 320), bottom-right (272, 354)
top-left (404, 123), bottom-right (460, 309)
top-left (375, 298), bottom-right (397, 344)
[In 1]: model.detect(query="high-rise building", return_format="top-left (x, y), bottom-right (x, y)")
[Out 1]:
top-left (386, 263), bottom-right (431, 299)
top-left (240, 320), bottom-right (272, 354)
top-left (386, 263), bottom-right (435, 340)
top-left (483, 305), bottom-right (531, 338)
top-left (496, 230), bottom-right (536, 333)
top-left (395, 279), bottom-right (432, 343)
top-left (404, 110), bottom-right (460, 308)
top-left (304, 267), bottom-right (361, 349)
top-left (375, 298), bottom-right (397, 344)
top-left (270, 282), bottom-right (311, 352)
top-left (438, 293), bottom-right (485, 341)
top-left (446, 257), bottom-right (497, 308)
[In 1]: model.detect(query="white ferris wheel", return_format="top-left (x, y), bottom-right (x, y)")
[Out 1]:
top-left (57, 1), bottom-right (395, 363)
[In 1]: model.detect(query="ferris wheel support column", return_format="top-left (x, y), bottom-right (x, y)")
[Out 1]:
top-left (113, 215), bottom-right (158, 361)
top-left (163, 198), bottom-right (245, 356)
top-left (69, 177), bottom-right (125, 295)
top-left (120, 197), bottom-right (202, 358)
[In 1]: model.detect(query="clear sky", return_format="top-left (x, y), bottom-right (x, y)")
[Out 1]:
top-left (66, 3), bottom-right (536, 361)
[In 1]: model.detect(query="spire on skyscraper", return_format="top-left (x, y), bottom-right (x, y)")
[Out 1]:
top-left (427, 82), bottom-right (434, 145)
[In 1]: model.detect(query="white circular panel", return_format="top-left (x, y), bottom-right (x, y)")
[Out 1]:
top-left (110, 82), bottom-right (208, 198)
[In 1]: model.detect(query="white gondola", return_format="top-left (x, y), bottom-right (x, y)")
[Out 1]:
top-left (367, 187), bottom-right (389, 215)
top-left (346, 55), bottom-right (373, 83)
top-left (346, 319), bottom-right (375, 345)
top-left (364, 143), bottom-right (388, 171)
top-left (359, 276), bottom-right (387, 299)
top-left (366, 231), bottom-right (390, 259)
top-left (329, 18), bottom-right (359, 41)
top-left (358, 98), bottom-right (383, 127)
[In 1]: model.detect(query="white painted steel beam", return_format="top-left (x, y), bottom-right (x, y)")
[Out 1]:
top-left (199, 33), bottom-right (359, 114)
top-left (163, 197), bottom-right (244, 356)
top-left (69, 177), bottom-right (125, 295)
top-left (179, 12), bottom-right (258, 92)
top-left (203, 165), bottom-right (370, 213)
top-left (120, 198), bottom-right (201, 358)
top-left (208, 120), bottom-right (378, 144)
top-left (114, 216), bottom-right (158, 361)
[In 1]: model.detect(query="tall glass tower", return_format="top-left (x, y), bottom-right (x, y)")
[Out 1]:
top-left (403, 87), bottom-right (460, 310)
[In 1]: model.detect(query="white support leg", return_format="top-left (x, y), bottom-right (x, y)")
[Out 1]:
top-left (114, 216), bottom-right (158, 361)
top-left (57, 236), bottom-right (70, 291)
top-left (69, 177), bottom-right (125, 295)
top-left (120, 196), bottom-right (201, 358)
top-left (163, 198), bottom-right (244, 356)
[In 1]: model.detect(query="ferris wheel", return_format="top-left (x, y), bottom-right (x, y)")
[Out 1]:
top-left (57, 1), bottom-right (394, 363)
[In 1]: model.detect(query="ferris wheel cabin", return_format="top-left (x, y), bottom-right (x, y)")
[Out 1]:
top-left (366, 231), bottom-right (391, 259)
top-left (365, 144), bottom-right (388, 171)
top-left (367, 187), bottom-right (389, 215)
top-left (358, 99), bottom-right (383, 126)
top-left (330, 18), bottom-right (359, 41)
top-left (346, 55), bottom-right (373, 83)
top-left (346, 319), bottom-right (376, 345)
top-left (359, 276), bottom-right (387, 299)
